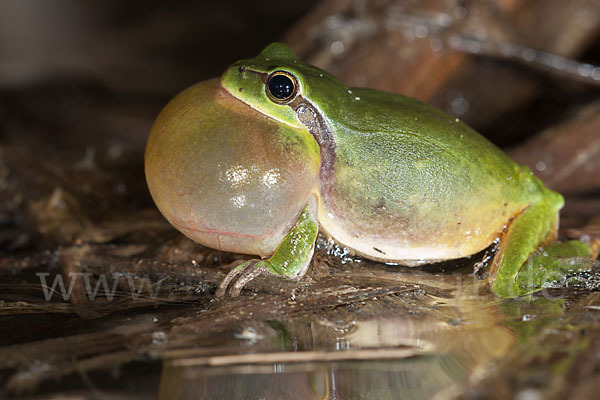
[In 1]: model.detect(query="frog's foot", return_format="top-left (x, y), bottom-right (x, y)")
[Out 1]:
top-left (216, 259), bottom-right (274, 298)
top-left (490, 198), bottom-right (596, 298)
top-left (516, 240), bottom-right (598, 292)
top-left (215, 199), bottom-right (319, 298)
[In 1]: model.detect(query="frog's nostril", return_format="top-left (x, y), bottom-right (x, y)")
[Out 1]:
top-left (239, 87), bottom-right (244, 92)
top-left (238, 66), bottom-right (246, 73)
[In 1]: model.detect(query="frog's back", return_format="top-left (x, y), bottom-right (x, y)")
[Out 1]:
top-left (314, 87), bottom-right (561, 264)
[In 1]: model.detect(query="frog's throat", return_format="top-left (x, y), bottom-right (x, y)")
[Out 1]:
top-left (289, 96), bottom-right (336, 207)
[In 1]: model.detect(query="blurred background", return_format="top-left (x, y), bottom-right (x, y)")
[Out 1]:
top-left (1, 0), bottom-right (599, 218)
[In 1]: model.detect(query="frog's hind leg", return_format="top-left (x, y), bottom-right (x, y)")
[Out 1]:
top-left (489, 199), bottom-right (560, 298)
top-left (216, 196), bottom-right (319, 298)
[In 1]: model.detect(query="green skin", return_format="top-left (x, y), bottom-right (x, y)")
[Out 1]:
top-left (145, 43), bottom-right (592, 298)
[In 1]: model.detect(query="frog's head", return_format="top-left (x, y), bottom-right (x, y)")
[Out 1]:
top-left (221, 42), bottom-right (346, 128)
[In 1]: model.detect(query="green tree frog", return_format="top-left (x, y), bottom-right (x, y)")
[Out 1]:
top-left (145, 43), bottom-right (592, 298)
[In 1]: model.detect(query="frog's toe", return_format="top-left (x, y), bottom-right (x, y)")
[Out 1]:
top-left (229, 263), bottom-right (271, 297)
top-left (216, 259), bottom-right (270, 298)
top-left (216, 260), bottom-right (250, 298)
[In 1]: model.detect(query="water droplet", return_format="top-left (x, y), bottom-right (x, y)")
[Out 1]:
top-left (231, 195), bottom-right (247, 208)
top-left (535, 161), bottom-right (546, 172)
top-left (414, 25), bottom-right (428, 38)
top-left (225, 166), bottom-right (250, 186)
top-left (262, 169), bottom-right (280, 187)
top-left (451, 97), bottom-right (469, 115)
top-left (522, 314), bottom-right (537, 321)
top-left (447, 90), bottom-right (469, 115)
top-left (330, 41), bottom-right (345, 55)
top-left (437, 13), bottom-right (452, 27)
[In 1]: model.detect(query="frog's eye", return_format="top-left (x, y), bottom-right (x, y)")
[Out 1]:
top-left (266, 71), bottom-right (298, 104)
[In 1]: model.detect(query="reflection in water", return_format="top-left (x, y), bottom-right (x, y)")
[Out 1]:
top-left (156, 273), bottom-right (538, 400)
top-left (160, 357), bottom-right (469, 400)
top-left (154, 256), bottom-right (571, 400)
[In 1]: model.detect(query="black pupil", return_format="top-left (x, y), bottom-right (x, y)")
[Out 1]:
top-left (268, 74), bottom-right (295, 100)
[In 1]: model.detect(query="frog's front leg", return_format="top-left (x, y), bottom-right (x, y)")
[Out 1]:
top-left (216, 197), bottom-right (319, 298)
top-left (490, 198), bottom-right (592, 298)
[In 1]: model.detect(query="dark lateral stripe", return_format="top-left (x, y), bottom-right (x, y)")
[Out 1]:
top-left (290, 96), bottom-right (337, 205)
